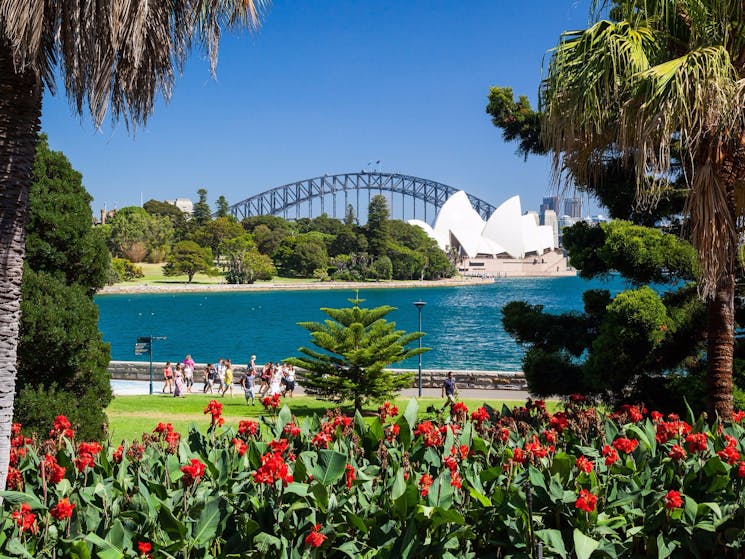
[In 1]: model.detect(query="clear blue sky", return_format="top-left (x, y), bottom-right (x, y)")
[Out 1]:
top-left (40, 0), bottom-right (599, 219)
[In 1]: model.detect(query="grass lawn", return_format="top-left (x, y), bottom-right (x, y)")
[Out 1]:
top-left (106, 392), bottom-right (544, 443)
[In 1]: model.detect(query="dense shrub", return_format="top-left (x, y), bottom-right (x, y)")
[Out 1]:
top-left (4, 398), bottom-right (745, 557)
top-left (108, 257), bottom-right (144, 284)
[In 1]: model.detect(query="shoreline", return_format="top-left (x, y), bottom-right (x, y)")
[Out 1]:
top-left (97, 276), bottom-right (497, 295)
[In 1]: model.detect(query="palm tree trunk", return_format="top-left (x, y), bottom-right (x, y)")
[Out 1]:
top-left (707, 273), bottom-right (735, 421)
top-left (0, 40), bottom-right (42, 490)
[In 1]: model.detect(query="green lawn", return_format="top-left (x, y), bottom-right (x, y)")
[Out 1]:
top-left (106, 393), bottom-right (542, 443)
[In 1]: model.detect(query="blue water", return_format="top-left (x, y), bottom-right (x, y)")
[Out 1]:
top-left (95, 276), bottom-right (637, 371)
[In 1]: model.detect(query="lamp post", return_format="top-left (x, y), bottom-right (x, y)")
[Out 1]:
top-left (413, 301), bottom-right (426, 397)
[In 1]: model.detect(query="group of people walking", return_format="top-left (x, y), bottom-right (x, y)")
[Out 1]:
top-left (162, 355), bottom-right (298, 403)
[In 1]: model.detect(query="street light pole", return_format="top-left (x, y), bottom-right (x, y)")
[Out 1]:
top-left (413, 301), bottom-right (426, 397)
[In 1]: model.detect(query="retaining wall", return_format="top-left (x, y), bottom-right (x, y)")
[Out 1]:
top-left (108, 361), bottom-right (526, 391)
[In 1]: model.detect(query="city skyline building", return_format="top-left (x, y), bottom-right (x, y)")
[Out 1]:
top-left (564, 197), bottom-right (583, 219)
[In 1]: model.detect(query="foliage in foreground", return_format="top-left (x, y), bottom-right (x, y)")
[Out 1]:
top-left (4, 397), bottom-right (745, 558)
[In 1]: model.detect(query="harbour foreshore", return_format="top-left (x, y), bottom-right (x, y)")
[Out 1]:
top-left (108, 360), bottom-right (527, 391)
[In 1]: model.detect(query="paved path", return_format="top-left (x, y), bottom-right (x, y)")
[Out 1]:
top-left (111, 380), bottom-right (531, 401)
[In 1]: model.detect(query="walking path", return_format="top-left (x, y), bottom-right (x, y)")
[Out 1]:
top-left (111, 380), bottom-right (531, 401)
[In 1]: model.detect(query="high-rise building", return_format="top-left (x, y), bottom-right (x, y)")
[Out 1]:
top-left (540, 196), bottom-right (559, 224)
top-left (543, 209), bottom-right (559, 247)
top-left (564, 197), bottom-right (583, 219)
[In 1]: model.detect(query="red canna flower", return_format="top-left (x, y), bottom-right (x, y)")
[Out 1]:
top-left (385, 423), bottom-right (400, 442)
top-left (253, 451), bottom-right (293, 485)
top-left (471, 407), bottom-right (489, 423)
top-left (576, 455), bottom-right (594, 473)
top-left (50, 498), bottom-right (75, 520)
top-left (663, 489), bottom-right (683, 509)
top-left (304, 524), bottom-right (327, 548)
top-left (378, 402), bottom-right (399, 421)
top-left (733, 410), bottom-right (745, 423)
top-left (204, 400), bottom-right (225, 427)
top-left (575, 489), bottom-right (597, 513)
top-left (112, 446), bottom-right (124, 464)
top-left (345, 464), bottom-right (356, 489)
top-left (669, 445), bottom-right (687, 461)
top-left (180, 458), bottom-right (206, 486)
top-left (311, 431), bottom-right (332, 449)
top-left (737, 461), bottom-right (745, 478)
top-left (11, 503), bottom-right (37, 534)
top-left (232, 438), bottom-right (248, 456)
top-left (6, 467), bottom-right (22, 490)
top-left (601, 445), bottom-right (619, 466)
top-left (512, 447), bottom-right (527, 464)
top-left (50, 415), bottom-right (72, 438)
top-left (43, 454), bottom-right (66, 483)
top-left (238, 420), bottom-right (259, 437)
top-left (549, 413), bottom-right (569, 432)
top-left (450, 469), bottom-right (463, 489)
top-left (268, 438), bottom-right (289, 455)
top-left (612, 437), bottom-right (638, 454)
top-left (283, 422), bottom-right (301, 438)
top-left (685, 433), bottom-right (708, 453)
top-left (137, 541), bottom-right (153, 557)
top-left (419, 473), bottom-right (433, 497)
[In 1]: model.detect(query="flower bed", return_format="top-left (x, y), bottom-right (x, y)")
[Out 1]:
top-left (3, 398), bottom-right (745, 557)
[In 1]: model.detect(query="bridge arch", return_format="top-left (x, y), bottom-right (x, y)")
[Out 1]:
top-left (227, 172), bottom-right (496, 223)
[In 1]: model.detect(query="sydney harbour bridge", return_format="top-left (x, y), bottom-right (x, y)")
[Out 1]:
top-left (227, 172), bottom-right (496, 224)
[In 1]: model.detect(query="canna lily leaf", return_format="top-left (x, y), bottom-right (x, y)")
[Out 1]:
top-left (310, 450), bottom-right (348, 485)
top-left (573, 528), bottom-right (599, 559)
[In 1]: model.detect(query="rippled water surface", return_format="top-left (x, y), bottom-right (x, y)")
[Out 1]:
top-left (96, 276), bottom-right (634, 371)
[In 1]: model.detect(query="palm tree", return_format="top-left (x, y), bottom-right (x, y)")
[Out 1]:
top-left (0, 0), bottom-right (267, 489)
top-left (541, 0), bottom-right (745, 420)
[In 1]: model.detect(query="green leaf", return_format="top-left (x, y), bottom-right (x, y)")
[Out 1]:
top-left (84, 534), bottom-right (123, 559)
top-left (311, 450), bottom-right (348, 485)
top-left (158, 501), bottom-right (187, 540)
top-left (536, 529), bottom-right (568, 558)
top-left (573, 529), bottom-right (599, 559)
top-left (428, 470), bottom-right (453, 508)
top-left (656, 533), bottom-right (677, 558)
top-left (335, 541), bottom-right (361, 558)
top-left (193, 497), bottom-right (222, 547)
top-left (254, 532), bottom-right (282, 552)
top-left (276, 404), bottom-right (292, 435)
top-left (403, 397), bottom-right (418, 432)
top-left (468, 487), bottom-right (492, 507)
top-left (550, 452), bottom-right (572, 484)
top-left (0, 491), bottom-right (43, 510)
top-left (391, 468), bottom-right (407, 500)
top-left (5, 538), bottom-right (34, 559)
top-left (67, 540), bottom-right (92, 559)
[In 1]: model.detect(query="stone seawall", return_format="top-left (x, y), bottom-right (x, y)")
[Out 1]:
top-left (108, 361), bottom-right (527, 391)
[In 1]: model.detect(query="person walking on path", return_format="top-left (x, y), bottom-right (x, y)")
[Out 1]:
top-left (441, 371), bottom-right (457, 411)
top-left (183, 355), bottom-right (195, 393)
top-left (241, 369), bottom-right (256, 405)
top-left (173, 363), bottom-right (185, 398)
top-left (221, 359), bottom-right (234, 398)
top-left (162, 362), bottom-right (173, 394)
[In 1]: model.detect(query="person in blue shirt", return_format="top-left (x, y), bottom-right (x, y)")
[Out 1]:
top-left (441, 371), bottom-right (457, 410)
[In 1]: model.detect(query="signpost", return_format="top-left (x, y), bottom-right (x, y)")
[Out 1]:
top-left (134, 335), bottom-right (167, 394)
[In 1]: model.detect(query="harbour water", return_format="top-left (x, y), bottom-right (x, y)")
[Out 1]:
top-left (96, 275), bottom-right (634, 371)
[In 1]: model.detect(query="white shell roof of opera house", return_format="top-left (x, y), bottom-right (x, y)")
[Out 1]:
top-left (408, 191), bottom-right (554, 259)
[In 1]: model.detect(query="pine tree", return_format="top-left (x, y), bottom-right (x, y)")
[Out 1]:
top-left (287, 296), bottom-right (426, 410)
top-left (192, 188), bottom-right (212, 225)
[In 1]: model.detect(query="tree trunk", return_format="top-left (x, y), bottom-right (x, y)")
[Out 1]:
top-left (0, 40), bottom-right (42, 490)
top-left (707, 272), bottom-right (735, 420)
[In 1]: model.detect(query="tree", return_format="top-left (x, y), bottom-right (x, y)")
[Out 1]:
top-left (106, 206), bottom-right (173, 263)
top-left (220, 234), bottom-right (276, 283)
top-left (344, 204), bottom-right (356, 225)
top-left (191, 216), bottom-right (244, 261)
top-left (287, 297), bottom-right (426, 410)
top-left (192, 188), bottom-right (212, 225)
top-left (26, 135), bottom-right (109, 293)
top-left (366, 195), bottom-right (390, 257)
top-left (540, 0), bottom-right (745, 419)
top-left (274, 232), bottom-right (330, 277)
top-left (143, 199), bottom-right (189, 241)
top-left (17, 136), bottom-right (112, 440)
top-left (163, 240), bottom-right (215, 283)
top-left (0, 0), bottom-right (266, 490)
top-left (215, 195), bottom-right (230, 218)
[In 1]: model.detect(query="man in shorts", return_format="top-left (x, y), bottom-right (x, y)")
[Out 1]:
top-left (441, 371), bottom-right (457, 410)
top-left (241, 369), bottom-right (256, 405)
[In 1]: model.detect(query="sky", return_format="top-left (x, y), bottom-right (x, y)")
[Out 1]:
top-left (40, 0), bottom-right (600, 220)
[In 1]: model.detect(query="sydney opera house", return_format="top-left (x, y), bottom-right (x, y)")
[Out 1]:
top-left (409, 191), bottom-right (572, 277)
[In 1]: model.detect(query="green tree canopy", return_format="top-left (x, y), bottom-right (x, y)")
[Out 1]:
top-left (215, 195), bottom-right (230, 218)
top-left (163, 240), bottom-right (214, 283)
top-left (365, 195), bottom-right (390, 257)
top-left (274, 232), bottom-right (330, 277)
top-left (287, 297), bottom-right (426, 410)
top-left (26, 135), bottom-right (109, 293)
top-left (192, 188), bottom-right (212, 225)
top-left (191, 216), bottom-right (245, 261)
top-left (105, 206), bottom-right (173, 263)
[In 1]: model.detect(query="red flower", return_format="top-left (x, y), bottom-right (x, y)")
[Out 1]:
top-left (262, 394), bottom-right (282, 410)
top-left (180, 458), bottom-right (206, 486)
top-left (471, 407), bottom-right (489, 423)
top-left (304, 524), bottom-right (327, 548)
top-left (78, 441), bottom-right (103, 455)
top-left (311, 431), bottom-right (333, 449)
top-left (612, 437), bottom-right (638, 454)
top-left (50, 498), bottom-right (75, 520)
top-left (11, 423), bottom-right (21, 437)
top-left (663, 489), bottom-right (683, 509)
top-left (650, 411), bottom-right (663, 423)
top-left (733, 410), bottom-right (745, 423)
top-left (378, 402), bottom-right (399, 421)
top-left (43, 454), bottom-right (66, 483)
top-left (232, 438), bottom-right (248, 456)
top-left (283, 422), bottom-right (301, 438)
top-left (413, 421), bottom-right (443, 447)
top-left (549, 413), bottom-right (569, 432)
top-left (6, 467), bottom-right (22, 490)
top-left (452, 402), bottom-right (469, 415)
top-left (112, 446), bottom-right (124, 464)
top-left (524, 437), bottom-right (550, 459)
top-left (74, 452), bottom-right (95, 472)
top-left (444, 455), bottom-right (458, 473)
top-left (238, 420), bottom-right (259, 437)
top-left (576, 455), bottom-right (594, 473)
top-left (575, 489), bottom-right (597, 513)
top-left (669, 445), bottom-right (687, 461)
top-left (601, 445), bottom-right (619, 466)
top-left (419, 473), bottom-right (433, 497)
top-left (204, 400), bottom-right (225, 427)
top-left (496, 427), bottom-right (511, 443)
top-left (450, 470), bottom-right (463, 489)
top-left (137, 541), bottom-right (153, 556)
top-left (512, 447), bottom-right (527, 464)
top-left (737, 461), bottom-right (745, 478)
top-left (385, 424), bottom-right (400, 442)
top-left (11, 503), bottom-right (37, 534)
top-left (269, 438), bottom-right (290, 455)
top-left (685, 433), bottom-right (708, 453)
top-left (50, 415), bottom-right (72, 438)
top-left (154, 422), bottom-right (174, 434)
top-left (165, 431), bottom-right (181, 453)
top-left (253, 452), bottom-right (293, 485)
top-left (718, 445), bottom-right (740, 465)
top-left (345, 464), bottom-right (356, 489)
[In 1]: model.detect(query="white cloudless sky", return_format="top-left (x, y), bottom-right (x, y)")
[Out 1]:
top-left (40, 0), bottom-right (602, 219)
